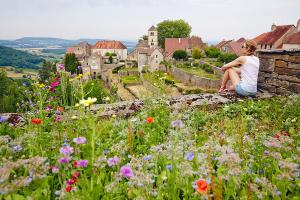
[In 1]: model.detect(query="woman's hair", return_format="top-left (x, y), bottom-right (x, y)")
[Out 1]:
top-left (244, 39), bottom-right (257, 56)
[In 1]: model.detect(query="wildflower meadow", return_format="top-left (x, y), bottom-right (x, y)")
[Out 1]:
top-left (0, 69), bottom-right (299, 200)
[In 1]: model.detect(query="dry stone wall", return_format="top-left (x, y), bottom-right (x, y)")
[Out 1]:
top-left (170, 66), bottom-right (221, 89)
top-left (257, 50), bottom-right (300, 94)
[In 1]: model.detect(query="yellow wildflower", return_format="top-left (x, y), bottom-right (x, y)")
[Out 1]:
top-left (79, 97), bottom-right (97, 107)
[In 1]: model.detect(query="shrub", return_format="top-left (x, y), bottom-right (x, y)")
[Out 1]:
top-left (200, 63), bottom-right (214, 74)
top-left (204, 47), bottom-right (221, 58)
top-left (164, 78), bottom-right (175, 85)
top-left (218, 53), bottom-right (238, 64)
top-left (173, 50), bottom-right (188, 60)
top-left (192, 48), bottom-right (203, 59)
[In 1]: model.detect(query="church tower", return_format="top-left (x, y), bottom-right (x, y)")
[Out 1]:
top-left (148, 25), bottom-right (158, 48)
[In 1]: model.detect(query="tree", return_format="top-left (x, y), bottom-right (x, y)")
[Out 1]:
top-left (218, 53), bottom-right (238, 64)
top-left (64, 53), bottom-right (80, 74)
top-left (173, 50), bottom-right (188, 60)
top-left (192, 48), bottom-right (204, 59)
top-left (38, 60), bottom-right (56, 82)
top-left (157, 19), bottom-right (192, 48)
top-left (204, 47), bottom-right (221, 58)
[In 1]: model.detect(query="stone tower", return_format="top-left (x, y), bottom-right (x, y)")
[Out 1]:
top-left (148, 25), bottom-right (158, 48)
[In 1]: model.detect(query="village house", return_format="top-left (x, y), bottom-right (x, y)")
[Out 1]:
top-left (216, 38), bottom-right (245, 56)
top-left (128, 26), bottom-right (164, 72)
top-left (164, 36), bottom-right (206, 59)
top-left (66, 40), bottom-right (127, 78)
top-left (253, 22), bottom-right (296, 50)
top-left (282, 20), bottom-right (300, 50)
top-left (92, 41), bottom-right (127, 61)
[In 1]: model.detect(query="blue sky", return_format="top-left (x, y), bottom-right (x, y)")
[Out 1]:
top-left (0, 0), bottom-right (299, 42)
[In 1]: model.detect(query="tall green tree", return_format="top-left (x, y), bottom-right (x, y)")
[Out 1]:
top-left (64, 53), bottom-right (80, 74)
top-left (0, 69), bottom-right (23, 112)
top-left (38, 60), bottom-right (56, 82)
top-left (157, 19), bottom-right (192, 48)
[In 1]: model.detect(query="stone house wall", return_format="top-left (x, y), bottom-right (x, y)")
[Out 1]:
top-left (170, 66), bottom-right (221, 89)
top-left (148, 49), bottom-right (164, 72)
top-left (257, 50), bottom-right (300, 94)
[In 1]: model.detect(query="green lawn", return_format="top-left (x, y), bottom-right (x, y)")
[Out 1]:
top-left (178, 66), bottom-right (221, 80)
top-left (120, 75), bottom-right (141, 85)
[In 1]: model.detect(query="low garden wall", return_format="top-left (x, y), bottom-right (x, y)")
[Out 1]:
top-left (257, 50), bottom-right (300, 94)
top-left (170, 66), bottom-right (221, 89)
top-left (118, 70), bottom-right (139, 77)
top-left (141, 77), bottom-right (162, 95)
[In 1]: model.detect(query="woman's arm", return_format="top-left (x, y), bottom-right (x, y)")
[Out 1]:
top-left (221, 56), bottom-right (246, 71)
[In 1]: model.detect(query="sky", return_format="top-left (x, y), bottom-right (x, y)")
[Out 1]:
top-left (0, 0), bottom-right (299, 43)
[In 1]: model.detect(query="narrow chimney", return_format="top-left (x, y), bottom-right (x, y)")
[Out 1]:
top-left (271, 23), bottom-right (276, 32)
top-left (297, 19), bottom-right (300, 32)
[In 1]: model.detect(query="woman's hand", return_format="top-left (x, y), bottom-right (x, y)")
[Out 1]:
top-left (221, 66), bottom-right (230, 71)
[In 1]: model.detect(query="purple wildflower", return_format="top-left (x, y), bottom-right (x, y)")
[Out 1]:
top-left (166, 164), bottom-right (173, 170)
top-left (59, 146), bottom-right (73, 155)
top-left (171, 120), bottom-right (185, 128)
top-left (144, 155), bottom-right (152, 161)
top-left (73, 137), bottom-right (86, 145)
top-left (76, 160), bottom-right (88, 168)
top-left (184, 152), bottom-right (195, 161)
top-left (108, 156), bottom-right (120, 167)
top-left (52, 166), bottom-right (59, 173)
top-left (120, 165), bottom-right (134, 178)
top-left (58, 157), bottom-right (72, 164)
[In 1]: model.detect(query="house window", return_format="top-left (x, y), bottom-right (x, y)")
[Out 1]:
top-left (151, 32), bottom-right (154, 36)
top-left (270, 45), bottom-right (272, 49)
top-left (156, 55), bottom-right (158, 58)
top-left (151, 43), bottom-right (154, 46)
top-left (265, 44), bottom-right (267, 49)
top-left (78, 48), bottom-right (80, 50)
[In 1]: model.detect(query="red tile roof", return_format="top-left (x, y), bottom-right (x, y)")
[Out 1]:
top-left (165, 38), bottom-right (190, 57)
top-left (258, 25), bottom-right (294, 45)
top-left (215, 40), bottom-right (233, 49)
top-left (66, 47), bottom-right (74, 53)
top-left (253, 32), bottom-right (268, 44)
top-left (228, 41), bottom-right (244, 56)
top-left (285, 32), bottom-right (300, 44)
top-left (92, 41), bottom-right (127, 49)
top-left (236, 37), bottom-right (246, 42)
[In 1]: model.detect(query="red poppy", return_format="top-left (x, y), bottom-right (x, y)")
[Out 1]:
top-left (73, 161), bottom-right (78, 168)
top-left (146, 117), bottom-right (154, 124)
top-left (72, 171), bottom-right (80, 178)
top-left (71, 176), bottom-right (78, 183)
top-left (274, 131), bottom-right (289, 139)
top-left (31, 118), bottom-right (42, 125)
top-left (66, 185), bottom-right (72, 192)
top-left (196, 179), bottom-right (210, 194)
top-left (57, 106), bottom-right (64, 112)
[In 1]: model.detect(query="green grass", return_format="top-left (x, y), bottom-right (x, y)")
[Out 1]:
top-left (178, 66), bottom-right (221, 80)
top-left (119, 67), bottom-right (138, 72)
top-left (120, 75), bottom-right (141, 85)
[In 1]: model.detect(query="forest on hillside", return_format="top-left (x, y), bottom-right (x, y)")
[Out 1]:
top-left (0, 45), bottom-right (43, 69)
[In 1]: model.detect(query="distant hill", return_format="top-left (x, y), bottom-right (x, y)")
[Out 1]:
top-left (0, 37), bottom-right (137, 52)
top-left (0, 45), bottom-right (44, 69)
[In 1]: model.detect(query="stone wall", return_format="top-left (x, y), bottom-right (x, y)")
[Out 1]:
top-left (170, 66), bottom-right (221, 89)
top-left (257, 50), bottom-right (300, 94)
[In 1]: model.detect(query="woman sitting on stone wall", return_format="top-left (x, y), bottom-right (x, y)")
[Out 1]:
top-left (219, 40), bottom-right (259, 96)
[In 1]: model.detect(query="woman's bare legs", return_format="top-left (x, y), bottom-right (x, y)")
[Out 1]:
top-left (220, 68), bottom-right (241, 90)
top-left (227, 68), bottom-right (241, 91)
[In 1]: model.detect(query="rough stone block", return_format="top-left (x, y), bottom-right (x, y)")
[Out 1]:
top-left (263, 85), bottom-right (277, 93)
top-left (278, 75), bottom-right (300, 83)
top-left (288, 56), bottom-right (300, 64)
top-left (266, 78), bottom-right (289, 88)
top-left (275, 60), bottom-right (287, 68)
top-left (259, 58), bottom-right (275, 72)
top-left (276, 87), bottom-right (293, 95)
top-left (275, 67), bottom-right (300, 76)
top-left (288, 83), bottom-right (300, 93)
top-left (288, 62), bottom-right (300, 69)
